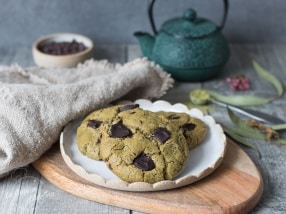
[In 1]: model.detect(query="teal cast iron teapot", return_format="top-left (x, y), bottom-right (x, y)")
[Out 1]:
top-left (134, 0), bottom-right (230, 81)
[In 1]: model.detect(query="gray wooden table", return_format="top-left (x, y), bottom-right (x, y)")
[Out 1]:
top-left (0, 44), bottom-right (286, 214)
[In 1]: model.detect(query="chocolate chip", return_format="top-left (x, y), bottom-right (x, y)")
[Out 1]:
top-left (181, 123), bottom-right (196, 131)
top-left (109, 123), bottom-right (132, 138)
top-left (150, 127), bottom-right (170, 143)
top-left (108, 163), bottom-right (113, 170)
top-left (119, 104), bottom-right (139, 112)
top-left (133, 153), bottom-right (155, 171)
top-left (87, 120), bottom-right (102, 129)
top-left (95, 139), bottom-right (101, 145)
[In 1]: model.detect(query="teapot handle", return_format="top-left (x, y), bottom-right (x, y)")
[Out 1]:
top-left (148, 0), bottom-right (229, 34)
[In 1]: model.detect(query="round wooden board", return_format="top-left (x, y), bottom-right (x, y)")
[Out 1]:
top-left (32, 139), bottom-right (263, 214)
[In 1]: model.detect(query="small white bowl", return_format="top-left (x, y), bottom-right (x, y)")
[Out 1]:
top-left (32, 33), bottom-right (94, 68)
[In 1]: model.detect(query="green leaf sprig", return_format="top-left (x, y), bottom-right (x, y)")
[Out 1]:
top-left (223, 126), bottom-right (261, 156)
top-left (271, 123), bottom-right (286, 131)
top-left (252, 60), bottom-right (284, 97)
top-left (189, 60), bottom-right (284, 107)
top-left (208, 91), bottom-right (271, 106)
top-left (224, 108), bottom-right (286, 154)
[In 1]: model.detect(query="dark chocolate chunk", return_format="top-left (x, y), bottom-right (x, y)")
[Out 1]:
top-left (87, 120), bottom-right (102, 129)
top-left (108, 163), bottom-right (113, 170)
top-left (133, 153), bottom-right (155, 171)
top-left (150, 127), bottom-right (170, 143)
top-left (109, 123), bottom-right (132, 138)
top-left (181, 123), bottom-right (196, 131)
top-left (119, 104), bottom-right (139, 112)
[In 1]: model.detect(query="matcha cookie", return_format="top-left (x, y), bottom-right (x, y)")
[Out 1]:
top-left (76, 103), bottom-right (207, 183)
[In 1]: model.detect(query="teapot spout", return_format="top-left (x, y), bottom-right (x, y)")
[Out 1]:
top-left (134, 32), bottom-right (154, 59)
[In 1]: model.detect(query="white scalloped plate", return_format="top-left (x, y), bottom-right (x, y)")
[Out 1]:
top-left (60, 99), bottom-right (227, 192)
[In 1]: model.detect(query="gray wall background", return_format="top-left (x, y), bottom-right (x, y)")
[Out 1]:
top-left (0, 0), bottom-right (286, 47)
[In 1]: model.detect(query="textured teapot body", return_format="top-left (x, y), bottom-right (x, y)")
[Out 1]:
top-left (151, 31), bottom-right (230, 80)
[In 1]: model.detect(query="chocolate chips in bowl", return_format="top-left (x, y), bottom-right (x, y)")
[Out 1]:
top-left (38, 40), bottom-right (87, 56)
top-left (32, 33), bottom-right (94, 68)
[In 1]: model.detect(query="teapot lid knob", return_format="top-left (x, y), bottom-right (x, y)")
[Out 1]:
top-left (183, 9), bottom-right (197, 21)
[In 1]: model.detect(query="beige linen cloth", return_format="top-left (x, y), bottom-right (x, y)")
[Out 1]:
top-left (0, 58), bottom-right (174, 178)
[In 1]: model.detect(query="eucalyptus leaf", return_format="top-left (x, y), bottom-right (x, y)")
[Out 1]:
top-left (227, 107), bottom-right (248, 128)
top-left (227, 107), bottom-right (267, 140)
top-left (252, 60), bottom-right (284, 97)
top-left (209, 91), bottom-right (271, 106)
top-left (276, 138), bottom-right (286, 145)
top-left (223, 127), bottom-right (261, 156)
top-left (225, 126), bottom-right (265, 140)
top-left (270, 123), bottom-right (286, 131)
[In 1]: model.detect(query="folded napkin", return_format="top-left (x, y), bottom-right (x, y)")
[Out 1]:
top-left (0, 58), bottom-right (174, 178)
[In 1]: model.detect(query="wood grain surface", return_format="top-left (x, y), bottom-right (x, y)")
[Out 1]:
top-left (32, 139), bottom-right (263, 214)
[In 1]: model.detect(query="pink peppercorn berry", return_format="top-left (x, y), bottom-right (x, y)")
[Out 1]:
top-left (226, 75), bottom-right (250, 91)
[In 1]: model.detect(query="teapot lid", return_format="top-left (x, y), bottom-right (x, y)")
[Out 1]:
top-left (161, 8), bottom-right (218, 39)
